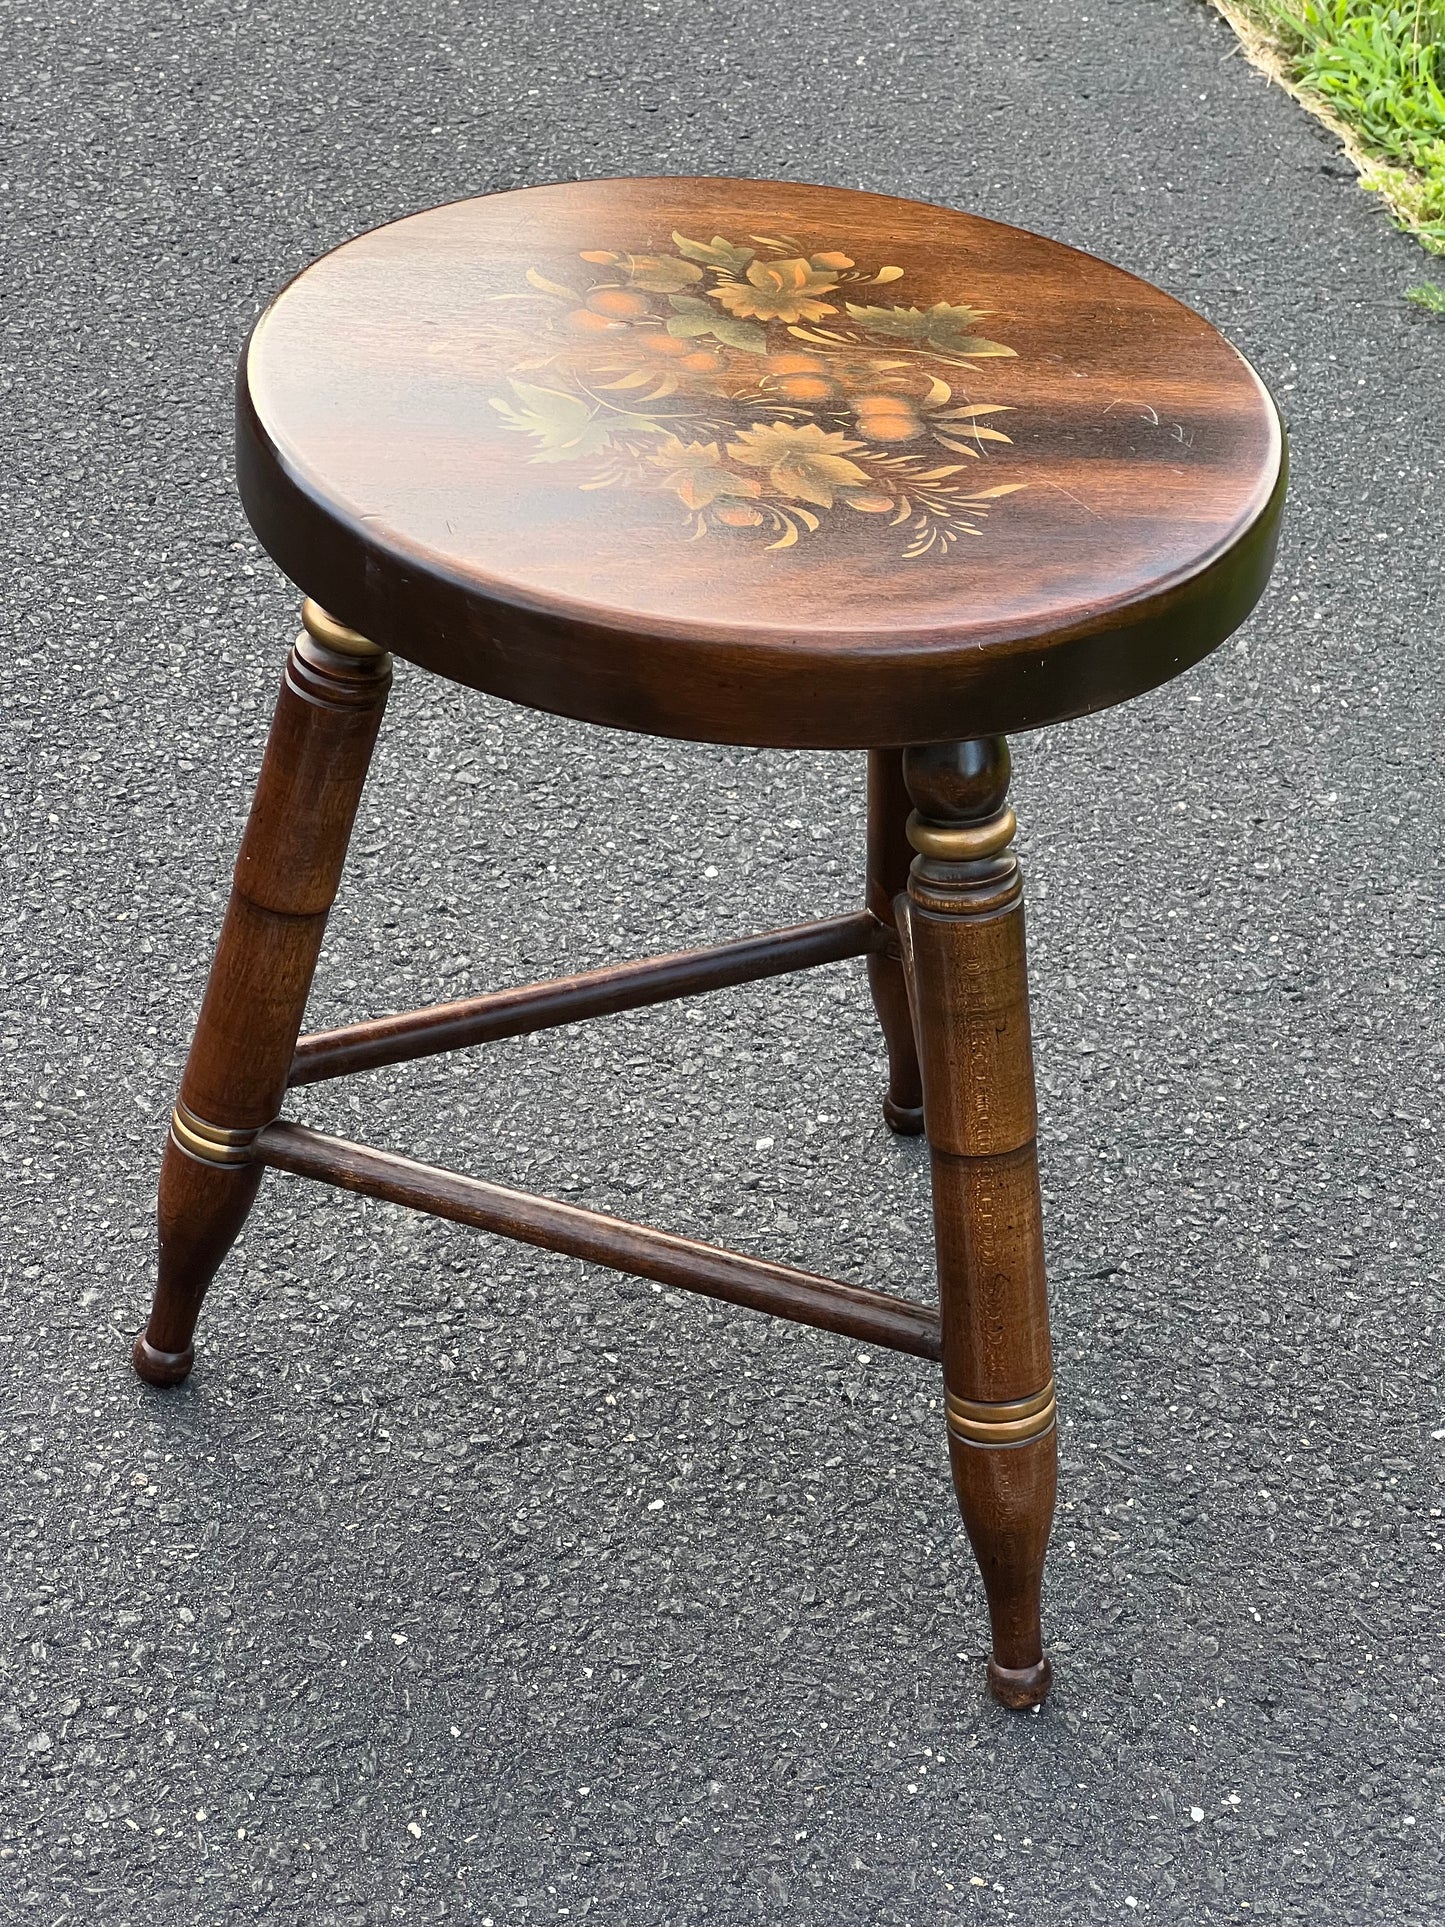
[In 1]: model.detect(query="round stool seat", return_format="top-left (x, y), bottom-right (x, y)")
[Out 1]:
top-left (239, 177), bottom-right (1284, 748)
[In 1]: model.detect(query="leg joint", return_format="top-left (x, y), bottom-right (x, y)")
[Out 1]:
top-left (301, 599), bottom-right (387, 659)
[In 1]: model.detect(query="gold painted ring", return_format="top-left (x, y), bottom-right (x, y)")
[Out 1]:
top-left (907, 806), bottom-right (1016, 863)
top-left (170, 1102), bottom-right (259, 1168)
top-left (301, 600), bottom-right (386, 659)
top-left (947, 1381), bottom-right (1056, 1425)
top-left (946, 1378), bottom-right (1057, 1447)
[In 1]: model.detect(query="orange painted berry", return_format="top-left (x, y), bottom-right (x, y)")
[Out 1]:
top-left (773, 373), bottom-right (837, 402)
top-left (633, 331), bottom-right (693, 356)
top-left (855, 413), bottom-right (921, 441)
top-left (564, 308), bottom-right (623, 334)
top-left (587, 287), bottom-right (653, 319)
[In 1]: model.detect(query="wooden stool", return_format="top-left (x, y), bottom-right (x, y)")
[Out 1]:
top-left (136, 179), bottom-right (1284, 1708)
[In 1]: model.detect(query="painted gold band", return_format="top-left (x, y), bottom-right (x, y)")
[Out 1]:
top-left (169, 1102), bottom-right (258, 1168)
top-left (946, 1379), bottom-right (1057, 1447)
top-left (948, 1399), bottom-right (1056, 1447)
top-left (948, 1380), bottom-right (1056, 1425)
top-left (907, 806), bottom-right (1016, 863)
top-left (300, 600), bottom-right (386, 659)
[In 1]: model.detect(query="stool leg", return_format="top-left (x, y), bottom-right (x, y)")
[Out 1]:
top-left (865, 748), bottom-right (924, 1135)
top-left (902, 736), bottom-right (1056, 1708)
top-left (134, 606), bottom-right (391, 1386)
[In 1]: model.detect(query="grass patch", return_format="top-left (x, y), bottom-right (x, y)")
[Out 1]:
top-left (1211, 0), bottom-right (1445, 256)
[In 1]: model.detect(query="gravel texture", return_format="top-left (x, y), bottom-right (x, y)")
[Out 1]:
top-left (2, 0), bottom-right (1443, 1920)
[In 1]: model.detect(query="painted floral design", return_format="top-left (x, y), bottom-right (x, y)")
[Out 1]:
top-left (483, 231), bottom-right (1025, 556)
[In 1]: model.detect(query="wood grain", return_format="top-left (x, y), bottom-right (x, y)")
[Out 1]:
top-left (256, 1120), bottom-right (943, 1361)
top-left (865, 748), bottom-right (923, 1133)
top-left (904, 735), bottom-right (1056, 1706)
top-left (134, 628), bottom-right (391, 1386)
top-left (238, 177), bottom-right (1285, 748)
top-left (290, 910), bottom-right (880, 1085)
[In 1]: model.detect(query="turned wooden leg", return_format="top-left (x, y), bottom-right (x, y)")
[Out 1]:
top-left (901, 736), bottom-right (1056, 1708)
top-left (865, 748), bottom-right (924, 1135)
top-left (134, 604), bottom-right (391, 1386)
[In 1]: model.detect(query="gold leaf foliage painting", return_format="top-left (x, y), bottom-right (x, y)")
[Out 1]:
top-left (483, 231), bottom-right (1026, 558)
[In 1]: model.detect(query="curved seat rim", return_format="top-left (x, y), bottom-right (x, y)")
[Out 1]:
top-left (239, 309), bottom-right (1283, 659)
top-left (237, 180), bottom-right (1288, 745)
top-left (239, 366), bottom-right (1285, 747)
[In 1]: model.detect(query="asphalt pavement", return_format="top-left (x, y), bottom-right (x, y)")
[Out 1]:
top-left (2, 0), bottom-right (1443, 1920)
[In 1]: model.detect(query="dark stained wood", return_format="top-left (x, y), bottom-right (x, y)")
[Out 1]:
top-left (290, 910), bottom-right (881, 1086)
top-left (142, 181), bottom-right (1292, 1707)
top-left (865, 748), bottom-right (923, 1134)
top-left (237, 177), bottom-right (1285, 749)
top-left (255, 1120), bottom-right (943, 1362)
top-left (903, 735), bottom-right (1056, 1707)
top-left (139, 1157), bottom-right (264, 1386)
top-left (134, 627), bottom-right (391, 1387)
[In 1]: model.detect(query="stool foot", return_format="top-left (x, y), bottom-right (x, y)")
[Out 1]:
top-left (132, 1332), bottom-right (195, 1388)
top-left (882, 1094), bottom-right (925, 1136)
top-left (139, 1141), bottom-right (265, 1383)
top-left (987, 1655), bottom-right (1053, 1709)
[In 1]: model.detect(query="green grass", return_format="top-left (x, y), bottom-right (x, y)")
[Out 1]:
top-left (1225, 0), bottom-right (1445, 256)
